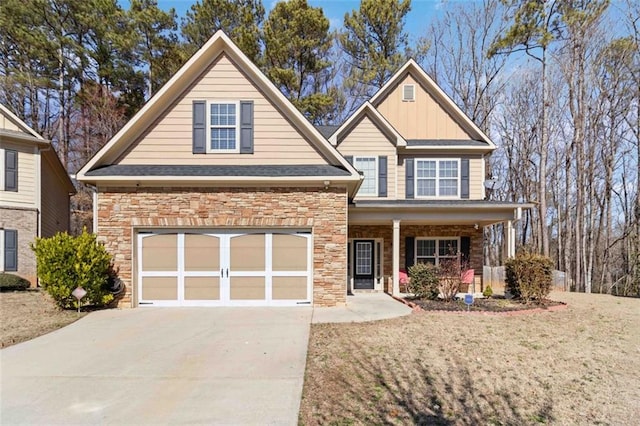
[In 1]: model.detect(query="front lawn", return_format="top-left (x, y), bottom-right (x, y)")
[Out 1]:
top-left (300, 292), bottom-right (640, 425)
top-left (0, 291), bottom-right (86, 348)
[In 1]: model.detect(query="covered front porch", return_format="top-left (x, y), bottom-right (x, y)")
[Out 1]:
top-left (346, 200), bottom-right (531, 296)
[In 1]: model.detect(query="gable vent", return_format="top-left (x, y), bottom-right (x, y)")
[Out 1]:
top-left (402, 84), bottom-right (415, 101)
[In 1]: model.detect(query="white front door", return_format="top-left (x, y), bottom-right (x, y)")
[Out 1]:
top-left (137, 230), bottom-right (312, 307)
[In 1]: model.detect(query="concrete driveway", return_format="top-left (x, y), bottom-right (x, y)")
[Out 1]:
top-left (1, 307), bottom-right (312, 425)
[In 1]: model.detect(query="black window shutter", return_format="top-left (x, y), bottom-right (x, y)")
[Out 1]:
top-left (461, 236), bottom-right (471, 264)
top-left (239, 101), bottom-right (254, 154)
top-left (378, 156), bottom-right (387, 197)
top-left (4, 229), bottom-right (17, 271)
top-left (344, 155), bottom-right (353, 164)
top-left (405, 236), bottom-right (415, 271)
top-left (192, 101), bottom-right (206, 154)
top-left (405, 158), bottom-right (414, 199)
top-left (461, 158), bottom-right (470, 199)
top-left (5, 149), bottom-right (18, 191)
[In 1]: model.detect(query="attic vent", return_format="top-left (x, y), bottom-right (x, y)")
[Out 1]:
top-left (402, 84), bottom-right (415, 101)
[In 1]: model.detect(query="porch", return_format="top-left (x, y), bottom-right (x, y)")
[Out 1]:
top-left (346, 200), bottom-right (532, 296)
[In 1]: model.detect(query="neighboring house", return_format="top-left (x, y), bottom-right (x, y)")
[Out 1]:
top-left (0, 104), bottom-right (76, 285)
top-left (77, 31), bottom-right (529, 308)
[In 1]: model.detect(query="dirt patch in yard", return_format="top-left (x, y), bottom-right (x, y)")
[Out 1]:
top-left (409, 296), bottom-right (565, 313)
top-left (0, 291), bottom-right (86, 348)
top-left (300, 292), bottom-right (640, 425)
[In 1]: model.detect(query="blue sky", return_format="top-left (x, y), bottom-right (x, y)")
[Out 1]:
top-left (150, 0), bottom-right (448, 41)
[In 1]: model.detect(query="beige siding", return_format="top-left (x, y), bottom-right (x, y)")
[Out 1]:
top-left (397, 154), bottom-right (485, 200)
top-left (376, 74), bottom-right (472, 140)
top-left (0, 112), bottom-right (26, 133)
top-left (0, 142), bottom-right (37, 208)
top-left (40, 153), bottom-right (70, 237)
top-left (337, 116), bottom-right (397, 199)
top-left (117, 54), bottom-right (328, 165)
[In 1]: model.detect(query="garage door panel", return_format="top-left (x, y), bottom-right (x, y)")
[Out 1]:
top-left (142, 234), bottom-right (177, 271)
top-left (272, 234), bottom-right (307, 271)
top-left (272, 276), bottom-right (307, 300)
top-left (230, 234), bottom-right (265, 271)
top-left (185, 234), bottom-right (220, 271)
top-left (184, 277), bottom-right (220, 300)
top-left (142, 277), bottom-right (177, 300)
top-left (230, 277), bottom-right (265, 300)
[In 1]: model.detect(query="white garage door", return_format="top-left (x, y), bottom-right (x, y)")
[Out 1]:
top-left (137, 230), bottom-right (312, 307)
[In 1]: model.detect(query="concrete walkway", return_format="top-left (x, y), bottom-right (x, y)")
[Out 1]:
top-left (312, 292), bottom-right (413, 323)
top-left (0, 293), bottom-right (411, 425)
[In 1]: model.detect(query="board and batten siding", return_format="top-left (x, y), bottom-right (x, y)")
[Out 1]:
top-left (397, 154), bottom-right (485, 200)
top-left (376, 74), bottom-right (472, 140)
top-left (40, 153), bottom-right (70, 238)
top-left (336, 116), bottom-right (397, 199)
top-left (0, 142), bottom-right (37, 208)
top-left (117, 54), bottom-right (328, 165)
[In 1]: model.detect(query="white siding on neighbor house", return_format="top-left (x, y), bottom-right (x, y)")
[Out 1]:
top-left (397, 154), bottom-right (485, 200)
top-left (336, 115), bottom-right (397, 199)
top-left (376, 74), bottom-right (472, 141)
top-left (117, 54), bottom-right (329, 166)
top-left (0, 142), bottom-right (37, 209)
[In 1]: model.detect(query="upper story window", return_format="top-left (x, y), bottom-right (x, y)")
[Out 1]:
top-left (209, 102), bottom-right (239, 152)
top-left (416, 159), bottom-right (459, 198)
top-left (416, 238), bottom-right (458, 265)
top-left (402, 84), bottom-right (415, 102)
top-left (2, 149), bottom-right (18, 192)
top-left (354, 156), bottom-right (377, 196)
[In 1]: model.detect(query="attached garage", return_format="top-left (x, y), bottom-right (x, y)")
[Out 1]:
top-left (136, 230), bottom-right (312, 306)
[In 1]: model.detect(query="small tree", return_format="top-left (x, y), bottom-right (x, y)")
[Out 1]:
top-left (505, 252), bottom-right (554, 303)
top-left (31, 229), bottom-right (114, 309)
top-left (438, 255), bottom-right (470, 301)
top-left (407, 262), bottom-right (439, 299)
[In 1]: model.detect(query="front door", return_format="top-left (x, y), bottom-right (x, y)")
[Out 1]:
top-left (353, 240), bottom-right (375, 289)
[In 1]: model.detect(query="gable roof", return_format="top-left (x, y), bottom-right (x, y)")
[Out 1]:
top-left (327, 101), bottom-right (406, 147)
top-left (369, 59), bottom-right (496, 149)
top-left (0, 104), bottom-right (76, 194)
top-left (76, 31), bottom-right (361, 192)
top-left (0, 104), bottom-right (45, 142)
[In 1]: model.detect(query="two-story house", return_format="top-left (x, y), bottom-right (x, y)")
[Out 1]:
top-left (76, 31), bottom-right (528, 308)
top-left (0, 104), bottom-right (76, 285)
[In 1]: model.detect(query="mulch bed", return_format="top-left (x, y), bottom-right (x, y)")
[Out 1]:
top-left (406, 295), bottom-right (565, 313)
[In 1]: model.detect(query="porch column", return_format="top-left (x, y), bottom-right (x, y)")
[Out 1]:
top-left (392, 219), bottom-right (401, 296)
top-left (506, 220), bottom-right (516, 258)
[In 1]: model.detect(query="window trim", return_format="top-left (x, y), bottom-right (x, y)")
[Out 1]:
top-left (402, 84), bottom-right (415, 102)
top-left (415, 237), bottom-right (460, 266)
top-left (0, 147), bottom-right (4, 190)
top-left (0, 229), bottom-right (4, 271)
top-left (415, 158), bottom-right (461, 199)
top-left (206, 100), bottom-right (240, 154)
top-left (353, 156), bottom-right (378, 196)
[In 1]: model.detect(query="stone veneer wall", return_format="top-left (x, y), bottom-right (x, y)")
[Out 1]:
top-left (348, 224), bottom-right (484, 293)
top-left (0, 207), bottom-right (38, 286)
top-left (97, 186), bottom-right (348, 307)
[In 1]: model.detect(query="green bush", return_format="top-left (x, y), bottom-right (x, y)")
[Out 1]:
top-left (505, 252), bottom-right (554, 303)
top-left (408, 262), bottom-right (440, 299)
top-left (31, 229), bottom-right (114, 309)
top-left (0, 273), bottom-right (31, 291)
top-left (482, 284), bottom-right (493, 298)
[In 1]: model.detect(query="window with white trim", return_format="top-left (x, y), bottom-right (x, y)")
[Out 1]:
top-left (208, 102), bottom-right (239, 152)
top-left (416, 159), bottom-right (460, 197)
top-left (354, 156), bottom-right (377, 196)
top-left (416, 238), bottom-right (459, 265)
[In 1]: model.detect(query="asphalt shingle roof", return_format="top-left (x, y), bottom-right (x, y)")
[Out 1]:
top-left (84, 164), bottom-right (351, 177)
top-left (406, 139), bottom-right (489, 147)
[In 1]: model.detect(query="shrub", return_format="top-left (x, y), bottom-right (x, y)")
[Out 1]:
top-left (438, 256), bottom-right (469, 301)
top-left (31, 229), bottom-right (114, 309)
top-left (408, 262), bottom-right (440, 299)
top-left (505, 252), bottom-right (554, 303)
top-left (0, 273), bottom-right (31, 291)
top-left (482, 284), bottom-right (493, 298)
